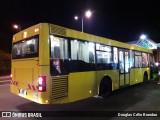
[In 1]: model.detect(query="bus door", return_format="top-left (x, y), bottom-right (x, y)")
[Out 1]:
top-left (119, 49), bottom-right (130, 87)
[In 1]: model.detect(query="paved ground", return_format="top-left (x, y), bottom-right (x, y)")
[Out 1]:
top-left (0, 77), bottom-right (160, 120)
top-left (0, 75), bottom-right (11, 86)
top-left (0, 75), bottom-right (11, 79)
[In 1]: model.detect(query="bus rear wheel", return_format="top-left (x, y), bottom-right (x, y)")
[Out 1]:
top-left (99, 78), bottom-right (111, 98)
top-left (143, 72), bottom-right (148, 82)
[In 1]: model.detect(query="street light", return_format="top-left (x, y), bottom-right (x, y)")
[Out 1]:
top-left (85, 10), bottom-right (92, 18)
top-left (74, 10), bottom-right (92, 33)
top-left (13, 24), bottom-right (21, 31)
top-left (140, 34), bottom-right (147, 39)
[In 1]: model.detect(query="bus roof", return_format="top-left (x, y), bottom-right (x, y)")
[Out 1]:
top-left (49, 23), bottom-right (152, 53)
top-left (13, 23), bottom-right (152, 53)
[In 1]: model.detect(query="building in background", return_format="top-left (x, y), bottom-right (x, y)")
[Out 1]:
top-left (128, 38), bottom-right (160, 62)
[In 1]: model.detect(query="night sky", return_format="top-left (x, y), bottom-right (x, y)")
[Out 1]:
top-left (1, 0), bottom-right (160, 52)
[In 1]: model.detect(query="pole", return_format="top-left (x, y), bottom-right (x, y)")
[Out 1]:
top-left (82, 18), bottom-right (83, 33)
top-left (19, 25), bottom-right (21, 31)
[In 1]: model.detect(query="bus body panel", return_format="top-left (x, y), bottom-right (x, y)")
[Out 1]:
top-left (50, 70), bottom-right (119, 103)
top-left (130, 68), bottom-right (150, 85)
top-left (68, 72), bottom-right (97, 103)
top-left (39, 23), bottom-right (50, 65)
top-left (130, 68), bottom-right (136, 85)
top-left (38, 23), bottom-right (51, 104)
top-left (135, 68), bottom-right (143, 83)
top-left (11, 59), bottom-right (39, 103)
top-left (143, 68), bottom-right (150, 80)
top-left (11, 23), bottom-right (51, 104)
top-left (96, 70), bottom-right (119, 91)
top-left (11, 23), bottom-right (43, 103)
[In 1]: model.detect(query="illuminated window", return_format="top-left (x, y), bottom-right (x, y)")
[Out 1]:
top-left (125, 52), bottom-right (129, 73)
top-left (50, 35), bottom-right (68, 59)
top-left (71, 40), bottom-right (95, 63)
top-left (50, 36), bottom-right (96, 75)
top-left (142, 52), bottom-right (148, 67)
top-left (135, 51), bottom-right (142, 68)
top-left (130, 50), bottom-right (134, 68)
top-left (12, 36), bottom-right (38, 59)
top-left (113, 47), bottom-right (118, 63)
top-left (119, 51), bottom-right (124, 73)
top-left (96, 44), bottom-right (112, 70)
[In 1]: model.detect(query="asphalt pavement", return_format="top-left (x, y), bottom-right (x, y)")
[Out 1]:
top-left (0, 75), bottom-right (11, 85)
top-left (1, 76), bottom-right (160, 120)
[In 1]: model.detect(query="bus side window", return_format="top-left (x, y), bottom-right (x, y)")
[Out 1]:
top-left (29, 44), bottom-right (34, 53)
top-left (13, 46), bottom-right (18, 56)
top-left (89, 51), bottom-right (94, 63)
top-left (53, 46), bottom-right (60, 58)
top-left (113, 47), bottom-right (118, 69)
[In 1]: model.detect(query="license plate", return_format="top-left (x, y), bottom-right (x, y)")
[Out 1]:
top-left (19, 89), bottom-right (27, 95)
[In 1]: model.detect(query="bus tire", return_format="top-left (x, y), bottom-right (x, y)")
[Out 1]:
top-left (143, 72), bottom-right (148, 82)
top-left (99, 77), bottom-right (112, 98)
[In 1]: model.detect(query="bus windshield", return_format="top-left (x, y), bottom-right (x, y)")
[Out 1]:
top-left (12, 35), bottom-right (39, 59)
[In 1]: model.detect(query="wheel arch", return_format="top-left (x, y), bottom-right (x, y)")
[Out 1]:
top-left (98, 75), bottom-right (112, 95)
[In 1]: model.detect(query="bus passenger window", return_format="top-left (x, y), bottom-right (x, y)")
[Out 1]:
top-left (50, 35), bottom-right (68, 59)
top-left (96, 44), bottom-right (112, 70)
top-left (53, 46), bottom-right (60, 58)
top-left (113, 47), bottom-right (118, 69)
top-left (89, 51), bottom-right (94, 63)
top-left (29, 44), bottom-right (35, 53)
top-left (12, 36), bottom-right (38, 59)
top-left (130, 50), bottom-right (134, 68)
top-left (135, 51), bottom-right (142, 68)
top-left (142, 52), bottom-right (148, 67)
top-left (70, 40), bottom-right (95, 72)
top-left (13, 46), bottom-right (18, 56)
top-left (50, 35), bottom-right (69, 75)
top-left (119, 51), bottom-right (124, 73)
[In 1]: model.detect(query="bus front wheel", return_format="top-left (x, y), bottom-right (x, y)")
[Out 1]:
top-left (99, 78), bottom-right (112, 98)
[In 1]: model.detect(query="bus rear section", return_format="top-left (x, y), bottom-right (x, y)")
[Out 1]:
top-left (10, 34), bottom-right (49, 104)
top-left (11, 59), bottom-right (39, 101)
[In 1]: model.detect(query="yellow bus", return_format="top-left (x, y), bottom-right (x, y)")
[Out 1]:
top-left (11, 23), bottom-right (152, 104)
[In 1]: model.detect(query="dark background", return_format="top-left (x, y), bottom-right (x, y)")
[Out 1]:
top-left (1, 0), bottom-right (160, 52)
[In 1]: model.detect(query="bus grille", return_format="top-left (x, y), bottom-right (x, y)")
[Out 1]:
top-left (51, 76), bottom-right (68, 100)
top-left (50, 24), bottom-right (67, 36)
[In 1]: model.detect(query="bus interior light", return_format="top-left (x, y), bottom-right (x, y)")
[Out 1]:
top-left (27, 40), bottom-right (32, 45)
top-left (13, 37), bottom-right (16, 40)
top-left (35, 28), bottom-right (39, 32)
top-left (22, 31), bottom-right (27, 39)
